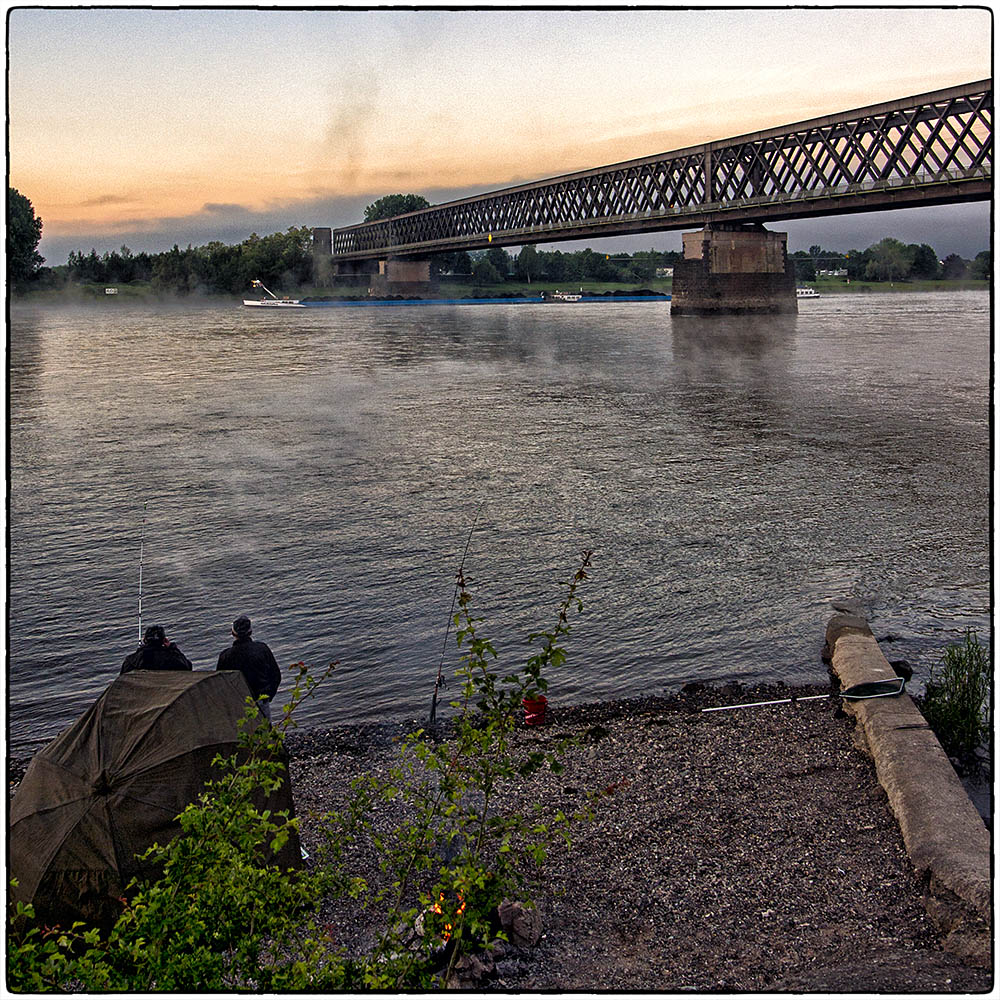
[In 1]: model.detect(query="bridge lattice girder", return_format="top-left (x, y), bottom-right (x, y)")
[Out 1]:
top-left (330, 80), bottom-right (992, 260)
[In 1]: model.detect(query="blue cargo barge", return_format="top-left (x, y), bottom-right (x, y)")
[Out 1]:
top-left (290, 294), bottom-right (670, 308)
top-left (241, 279), bottom-right (669, 308)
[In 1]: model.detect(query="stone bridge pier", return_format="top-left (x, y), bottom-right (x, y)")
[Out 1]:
top-left (311, 228), bottom-right (436, 295)
top-left (370, 258), bottom-right (435, 297)
top-left (670, 223), bottom-right (797, 315)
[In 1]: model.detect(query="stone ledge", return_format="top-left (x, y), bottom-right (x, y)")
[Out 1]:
top-left (825, 611), bottom-right (991, 966)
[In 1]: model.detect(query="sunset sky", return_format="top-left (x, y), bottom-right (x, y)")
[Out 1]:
top-left (8, 7), bottom-right (993, 265)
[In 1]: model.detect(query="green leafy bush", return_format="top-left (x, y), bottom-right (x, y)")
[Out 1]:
top-left (921, 630), bottom-right (991, 758)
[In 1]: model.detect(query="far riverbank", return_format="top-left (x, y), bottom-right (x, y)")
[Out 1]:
top-left (11, 277), bottom-right (989, 305)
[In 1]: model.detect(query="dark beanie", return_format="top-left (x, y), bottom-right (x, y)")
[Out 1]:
top-left (144, 624), bottom-right (166, 646)
top-left (232, 615), bottom-right (253, 637)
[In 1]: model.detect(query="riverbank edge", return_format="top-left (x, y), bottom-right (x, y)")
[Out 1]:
top-left (11, 278), bottom-right (988, 305)
top-left (824, 603), bottom-right (992, 966)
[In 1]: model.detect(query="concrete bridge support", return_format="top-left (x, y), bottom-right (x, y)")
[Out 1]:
top-left (310, 226), bottom-right (437, 294)
top-left (311, 228), bottom-right (335, 285)
top-left (315, 252), bottom-right (378, 289)
top-left (312, 227), bottom-right (332, 256)
top-left (670, 224), bottom-right (797, 315)
top-left (370, 258), bottom-right (436, 297)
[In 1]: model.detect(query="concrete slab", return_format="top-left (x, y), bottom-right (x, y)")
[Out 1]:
top-left (825, 611), bottom-right (991, 966)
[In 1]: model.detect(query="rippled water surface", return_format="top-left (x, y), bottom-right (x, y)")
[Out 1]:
top-left (8, 293), bottom-right (990, 752)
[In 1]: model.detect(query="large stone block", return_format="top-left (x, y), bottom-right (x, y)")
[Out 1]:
top-left (826, 611), bottom-right (991, 965)
top-left (379, 258), bottom-right (431, 283)
top-left (370, 257), bottom-right (437, 296)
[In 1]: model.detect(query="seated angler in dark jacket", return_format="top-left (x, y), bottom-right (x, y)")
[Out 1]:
top-left (121, 624), bottom-right (193, 674)
top-left (216, 615), bottom-right (281, 719)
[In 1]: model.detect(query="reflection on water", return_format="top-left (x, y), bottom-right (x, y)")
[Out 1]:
top-left (7, 294), bottom-right (990, 753)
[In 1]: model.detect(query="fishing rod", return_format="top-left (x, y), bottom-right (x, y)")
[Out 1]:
top-left (429, 501), bottom-right (484, 725)
top-left (138, 501), bottom-right (147, 641)
top-left (700, 677), bottom-right (905, 713)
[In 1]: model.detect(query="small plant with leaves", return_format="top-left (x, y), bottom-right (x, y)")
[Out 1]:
top-left (357, 549), bottom-right (595, 987)
top-left (6, 891), bottom-right (111, 993)
top-left (921, 630), bottom-right (991, 758)
top-left (522, 553), bottom-right (591, 701)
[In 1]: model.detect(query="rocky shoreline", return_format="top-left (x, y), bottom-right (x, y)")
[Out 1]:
top-left (286, 682), bottom-right (992, 992)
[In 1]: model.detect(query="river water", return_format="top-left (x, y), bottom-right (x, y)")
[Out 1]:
top-left (7, 292), bottom-right (990, 754)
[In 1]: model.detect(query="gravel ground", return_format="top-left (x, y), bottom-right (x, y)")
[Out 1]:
top-left (286, 682), bottom-right (993, 993)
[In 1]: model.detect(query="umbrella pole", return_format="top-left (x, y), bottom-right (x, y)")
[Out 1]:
top-left (138, 501), bottom-right (147, 642)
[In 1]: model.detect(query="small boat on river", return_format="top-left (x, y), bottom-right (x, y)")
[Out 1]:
top-left (243, 279), bottom-right (305, 308)
top-left (796, 287), bottom-right (820, 299)
top-left (543, 290), bottom-right (583, 302)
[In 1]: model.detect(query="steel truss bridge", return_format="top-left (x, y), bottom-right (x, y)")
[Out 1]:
top-left (329, 79), bottom-right (991, 261)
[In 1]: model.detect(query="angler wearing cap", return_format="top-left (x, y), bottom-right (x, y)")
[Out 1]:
top-left (120, 624), bottom-right (193, 674)
top-left (216, 616), bottom-right (281, 720)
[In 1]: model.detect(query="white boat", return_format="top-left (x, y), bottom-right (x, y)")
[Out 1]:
top-left (244, 298), bottom-right (305, 308)
top-left (242, 279), bottom-right (305, 308)
top-left (545, 290), bottom-right (583, 302)
top-left (796, 287), bottom-right (820, 299)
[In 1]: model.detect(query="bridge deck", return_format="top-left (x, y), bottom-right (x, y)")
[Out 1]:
top-left (328, 79), bottom-right (991, 260)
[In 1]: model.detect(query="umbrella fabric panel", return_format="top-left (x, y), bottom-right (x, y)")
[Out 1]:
top-left (9, 759), bottom-right (98, 903)
top-left (11, 787), bottom-right (128, 928)
top-left (98, 742), bottom-right (251, 882)
top-left (42, 799), bottom-right (129, 928)
top-left (97, 670), bottom-right (257, 777)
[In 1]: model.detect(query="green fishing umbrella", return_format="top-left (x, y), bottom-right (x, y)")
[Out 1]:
top-left (9, 670), bottom-right (300, 929)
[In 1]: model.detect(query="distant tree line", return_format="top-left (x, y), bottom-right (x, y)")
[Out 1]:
top-left (789, 239), bottom-right (990, 283)
top-left (452, 240), bottom-right (990, 287)
top-left (27, 235), bottom-right (991, 296)
top-left (434, 246), bottom-right (683, 286)
top-left (32, 227), bottom-right (314, 295)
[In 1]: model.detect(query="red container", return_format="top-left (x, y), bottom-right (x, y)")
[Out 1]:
top-left (522, 695), bottom-right (547, 726)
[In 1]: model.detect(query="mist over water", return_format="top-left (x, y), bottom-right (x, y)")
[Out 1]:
top-left (8, 293), bottom-right (990, 754)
